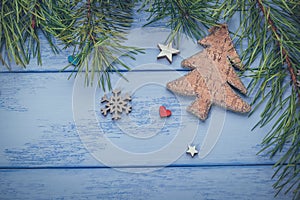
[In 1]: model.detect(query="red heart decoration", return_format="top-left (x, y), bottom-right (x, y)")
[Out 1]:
top-left (159, 106), bottom-right (172, 118)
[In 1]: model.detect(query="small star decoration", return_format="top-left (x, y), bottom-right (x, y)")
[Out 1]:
top-left (186, 145), bottom-right (198, 157)
top-left (157, 43), bottom-right (180, 63)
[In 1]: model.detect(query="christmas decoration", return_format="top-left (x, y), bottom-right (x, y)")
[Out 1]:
top-left (144, 0), bottom-right (299, 191)
top-left (157, 43), bottom-right (180, 63)
top-left (167, 24), bottom-right (251, 120)
top-left (1, 0), bottom-right (299, 198)
top-left (68, 55), bottom-right (80, 66)
top-left (101, 89), bottom-right (132, 120)
top-left (186, 145), bottom-right (198, 157)
top-left (159, 106), bottom-right (172, 118)
top-left (0, 0), bottom-right (140, 88)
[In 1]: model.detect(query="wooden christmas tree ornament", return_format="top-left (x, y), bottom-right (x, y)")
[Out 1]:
top-left (167, 24), bottom-right (251, 120)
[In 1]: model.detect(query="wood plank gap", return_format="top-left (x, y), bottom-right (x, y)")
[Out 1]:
top-left (0, 163), bottom-right (280, 170)
top-left (0, 69), bottom-right (190, 74)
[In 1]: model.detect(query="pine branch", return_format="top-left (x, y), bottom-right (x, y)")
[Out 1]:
top-left (143, 0), bottom-right (300, 198)
top-left (0, 0), bottom-right (70, 68)
top-left (256, 0), bottom-right (300, 103)
top-left (58, 0), bottom-right (142, 89)
top-left (235, 1), bottom-right (300, 198)
top-left (140, 0), bottom-right (218, 44)
top-left (1, 0), bottom-right (299, 198)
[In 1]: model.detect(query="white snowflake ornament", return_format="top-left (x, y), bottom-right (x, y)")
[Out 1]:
top-left (101, 89), bottom-right (132, 120)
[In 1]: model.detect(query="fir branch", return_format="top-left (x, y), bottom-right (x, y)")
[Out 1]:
top-left (140, 0), bottom-right (218, 44)
top-left (256, 0), bottom-right (300, 102)
top-left (0, 0), bottom-right (142, 89)
top-left (251, 1), bottom-right (300, 198)
top-left (232, 1), bottom-right (300, 198)
top-left (0, 0), bottom-right (299, 198)
top-left (58, 0), bottom-right (142, 90)
top-left (143, 0), bottom-right (300, 198)
top-left (0, 0), bottom-right (70, 68)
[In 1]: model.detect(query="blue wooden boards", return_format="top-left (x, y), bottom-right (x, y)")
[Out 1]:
top-left (0, 23), bottom-right (292, 199)
top-left (0, 70), bottom-right (291, 199)
top-left (0, 166), bottom-right (289, 200)
top-left (0, 72), bottom-right (276, 166)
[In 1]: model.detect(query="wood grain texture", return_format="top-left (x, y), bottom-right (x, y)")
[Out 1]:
top-left (0, 166), bottom-right (291, 200)
top-left (0, 72), bottom-right (279, 168)
top-left (0, 8), bottom-right (287, 199)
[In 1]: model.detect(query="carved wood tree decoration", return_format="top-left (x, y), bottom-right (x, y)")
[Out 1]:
top-left (167, 24), bottom-right (251, 120)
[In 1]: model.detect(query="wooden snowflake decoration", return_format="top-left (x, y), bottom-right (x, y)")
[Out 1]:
top-left (167, 24), bottom-right (251, 120)
top-left (101, 89), bottom-right (132, 120)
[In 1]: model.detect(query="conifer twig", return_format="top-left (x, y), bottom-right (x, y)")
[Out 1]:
top-left (256, 0), bottom-right (300, 102)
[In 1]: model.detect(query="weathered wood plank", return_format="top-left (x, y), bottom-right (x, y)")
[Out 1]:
top-left (0, 8), bottom-right (288, 200)
top-left (0, 166), bottom-right (290, 199)
top-left (0, 72), bottom-right (277, 168)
